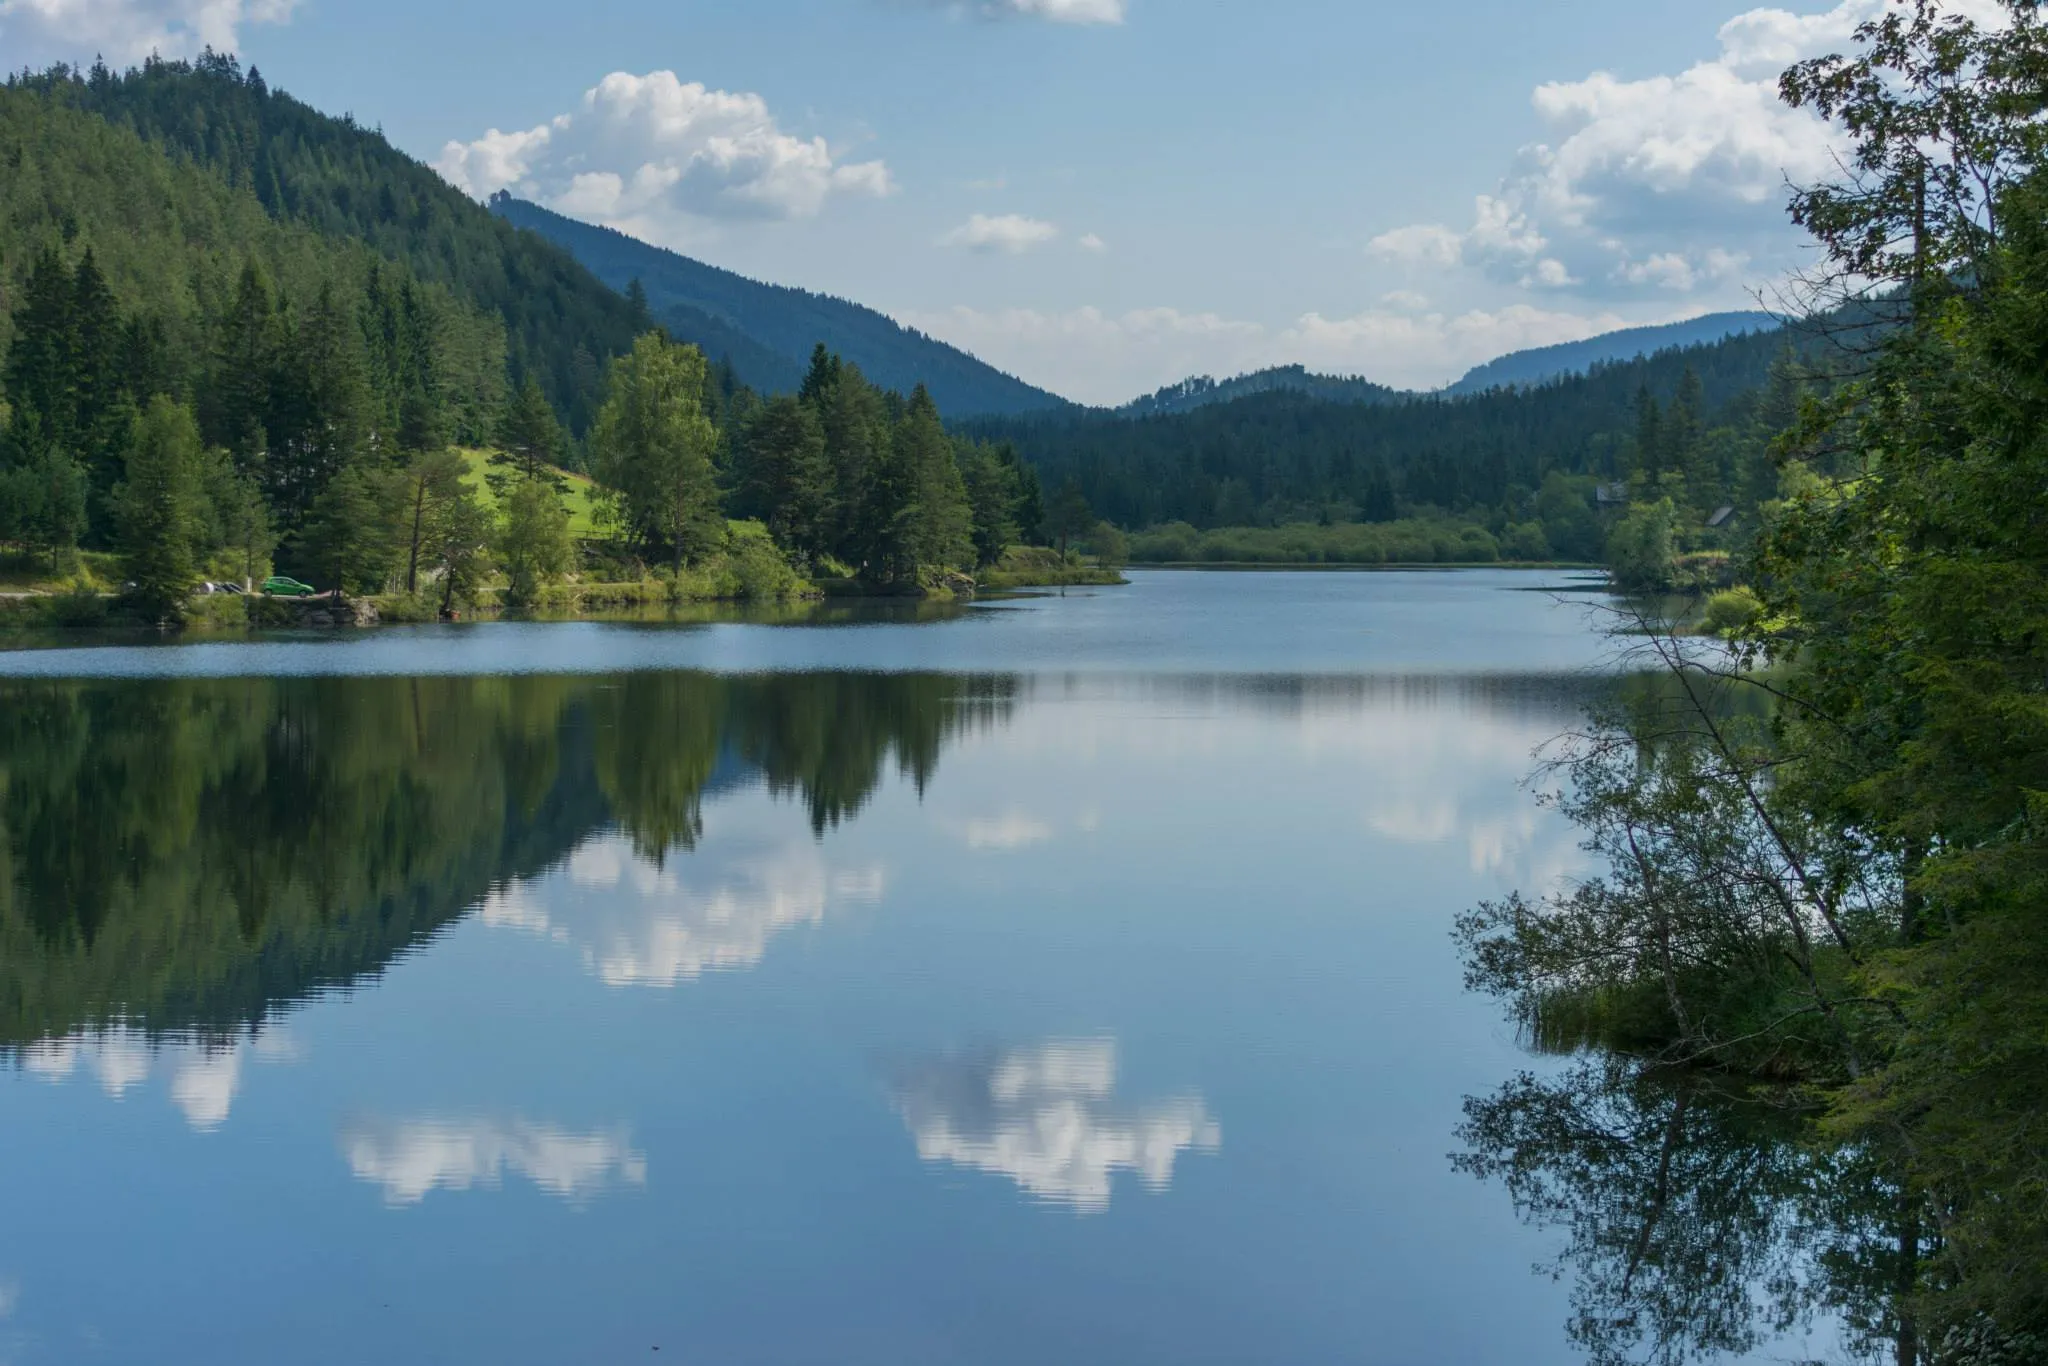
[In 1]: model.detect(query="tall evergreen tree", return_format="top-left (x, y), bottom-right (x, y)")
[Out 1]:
top-left (735, 394), bottom-right (832, 560)
top-left (889, 385), bottom-right (973, 576)
top-left (492, 375), bottom-right (567, 493)
top-left (114, 397), bottom-right (207, 620)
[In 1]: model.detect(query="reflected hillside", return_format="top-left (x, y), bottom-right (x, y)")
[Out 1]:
top-left (0, 673), bottom-right (1015, 1049)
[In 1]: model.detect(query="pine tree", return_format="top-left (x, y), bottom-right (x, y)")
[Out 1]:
top-left (114, 397), bottom-right (208, 620)
top-left (959, 440), bottom-right (1022, 567)
top-left (890, 385), bottom-right (973, 576)
top-left (818, 360), bottom-right (887, 567)
top-left (735, 394), bottom-right (831, 559)
top-left (1046, 478), bottom-right (1094, 560)
top-left (492, 375), bottom-right (567, 493)
top-left (207, 259), bottom-right (278, 469)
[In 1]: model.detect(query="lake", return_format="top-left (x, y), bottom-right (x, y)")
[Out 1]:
top-left (0, 571), bottom-right (1854, 1365)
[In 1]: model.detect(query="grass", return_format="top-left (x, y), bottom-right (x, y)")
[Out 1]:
top-left (455, 447), bottom-right (604, 537)
top-left (0, 548), bottom-right (123, 593)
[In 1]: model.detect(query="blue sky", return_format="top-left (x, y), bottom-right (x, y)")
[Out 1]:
top-left (1, 0), bottom-right (1937, 403)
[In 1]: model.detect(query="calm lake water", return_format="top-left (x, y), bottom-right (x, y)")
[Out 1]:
top-left (0, 571), bottom-right (1849, 1365)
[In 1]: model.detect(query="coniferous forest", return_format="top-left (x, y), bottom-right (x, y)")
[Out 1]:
top-left (0, 56), bottom-right (1052, 621)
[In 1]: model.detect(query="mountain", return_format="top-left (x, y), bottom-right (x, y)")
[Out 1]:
top-left (492, 196), bottom-right (1071, 418)
top-left (1118, 365), bottom-right (1402, 417)
top-left (963, 320), bottom-right (1813, 531)
top-left (1445, 311), bottom-right (1782, 394)
top-left (16, 54), bottom-right (646, 432)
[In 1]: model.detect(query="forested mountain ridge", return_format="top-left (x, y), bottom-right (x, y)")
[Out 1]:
top-left (966, 319), bottom-right (1816, 534)
top-left (1445, 310), bottom-right (1781, 394)
top-left (1117, 365), bottom-right (1403, 416)
top-left (8, 54), bottom-right (645, 432)
top-left (493, 196), bottom-right (1071, 418)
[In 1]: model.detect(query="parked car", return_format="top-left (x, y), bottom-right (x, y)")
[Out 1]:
top-left (262, 576), bottom-right (318, 597)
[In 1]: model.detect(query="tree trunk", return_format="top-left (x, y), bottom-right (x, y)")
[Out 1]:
top-left (406, 477), bottom-right (427, 596)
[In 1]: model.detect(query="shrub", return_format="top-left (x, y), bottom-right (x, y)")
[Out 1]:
top-left (1701, 586), bottom-right (1764, 637)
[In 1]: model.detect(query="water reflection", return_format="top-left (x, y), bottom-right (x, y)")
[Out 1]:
top-left (893, 1039), bottom-right (1221, 1212)
top-left (481, 832), bottom-right (886, 987)
top-left (1457, 1056), bottom-right (1924, 1366)
top-left (340, 1119), bottom-right (648, 1206)
top-left (0, 672), bottom-right (1011, 1050)
top-left (16, 1023), bottom-right (300, 1131)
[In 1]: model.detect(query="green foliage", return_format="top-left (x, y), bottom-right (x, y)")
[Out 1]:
top-left (1045, 478), bottom-right (1093, 558)
top-left (1604, 498), bottom-right (1678, 591)
top-left (1465, 9), bottom-right (2048, 1343)
top-left (965, 324), bottom-right (1831, 531)
top-left (889, 385), bottom-right (974, 575)
top-left (1128, 518), bottom-right (1500, 565)
top-left (732, 394), bottom-right (832, 561)
top-left (294, 458), bottom-right (401, 596)
top-left (1498, 521), bottom-right (1552, 562)
top-left (12, 55), bottom-right (637, 431)
top-left (491, 376), bottom-right (567, 495)
top-left (112, 396), bottom-right (208, 620)
top-left (590, 333), bottom-right (724, 571)
top-left (1701, 586), bottom-right (1763, 637)
top-left (497, 475), bottom-right (573, 610)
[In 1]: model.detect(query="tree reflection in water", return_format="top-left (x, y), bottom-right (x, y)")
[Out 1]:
top-left (0, 671), bottom-right (1014, 1052)
top-left (1456, 1056), bottom-right (1928, 1366)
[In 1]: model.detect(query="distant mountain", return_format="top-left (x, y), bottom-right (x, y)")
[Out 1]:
top-left (1446, 312), bottom-right (1782, 394)
top-left (492, 197), bottom-right (1071, 417)
top-left (1118, 365), bottom-right (1403, 417)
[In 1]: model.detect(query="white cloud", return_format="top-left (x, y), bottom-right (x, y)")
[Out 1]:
top-left (1366, 0), bottom-right (2009, 300)
top-left (894, 1039), bottom-right (1219, 1211)
top-left (1078, 232), bottom-right (1109, 253)
top-left (956, 810), bottom-right (1057, 850)
top-left (340, 1119), bottom-right (647, 1206)
top-left (902, 299), bottom-right (1633, 403)
top-left (939, 212), bottom-right (1061, 254)
top-left (436, 71), bottom-right (892, 247)
top-left (15, 1023), bottom-right (300, 1131)
top-left (483, 832), bottom-right (885, 988)
top-left (0, 0), bottom-right (297, 67)
top-left (920, 0), bottom-right (1126, 23)
top-left (170, 1048), bottom-right (243, 1132)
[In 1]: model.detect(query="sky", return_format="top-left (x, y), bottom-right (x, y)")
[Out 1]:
top-left (0, 0), bottom-right (1960, 404)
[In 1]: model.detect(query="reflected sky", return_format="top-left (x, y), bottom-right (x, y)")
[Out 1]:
top-left (894, 1039), bottom-right (1220, 1212)
top-left (339, 1119), bottom-right (648, 1207)
top-left (481, 828), bottom-right (888, 988)
top-left (0, 573), bottom-right (1827, 1366)
top-left (17, 1024), bottom-right (303, 1133)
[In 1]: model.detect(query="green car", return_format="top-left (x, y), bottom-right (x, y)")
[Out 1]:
top-left (262, 576), bottom-right (319, 597)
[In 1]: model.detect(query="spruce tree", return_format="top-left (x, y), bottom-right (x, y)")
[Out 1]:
top-left (736, 394), bottom-right (831, 559)
top-left (492, 375), bottom-right (567, 493)
top-left (114, 398), bottom-right (208, 620)
top-left (889, 385), bottom-right (972, 577)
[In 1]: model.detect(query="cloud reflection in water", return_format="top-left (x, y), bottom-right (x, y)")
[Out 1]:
top-left (482, 832), bottom-right (885, 987)
top-left (894, 1039), bottom-right (1220, 1212)
top-left (339, 1119), bottom-right (649, 1207)
top-left (16, 1024), bottom-right (299, 1132)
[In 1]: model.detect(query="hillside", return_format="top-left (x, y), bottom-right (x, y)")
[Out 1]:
top-left (1445, 311), bottom-right (1781, 394)
top-left (492, 196), bottom-right (1071, 417)
top-left (13, 55), bottom-right (644, 432)
top-left (1118, 365), bottom-right (1402, 416)
top-left (964, 321), bottom-right (1812, 531)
